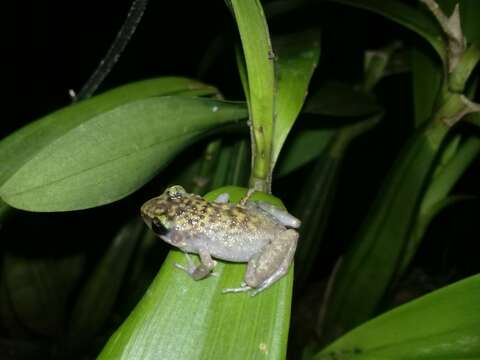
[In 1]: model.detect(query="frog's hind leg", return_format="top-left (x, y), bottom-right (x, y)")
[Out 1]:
top-left (223, 229), bottom-right (298, 296)
top-left (175, 248), bottom-right (216, 280)
top-left (246, 229), bottom-right (298, 295)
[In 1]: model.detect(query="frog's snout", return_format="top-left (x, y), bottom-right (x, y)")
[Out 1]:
top-left (140, 198), bottom-right (157, 228)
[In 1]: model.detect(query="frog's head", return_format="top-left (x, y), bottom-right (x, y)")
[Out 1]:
top-left (140, 185), bottom-right (187, 238)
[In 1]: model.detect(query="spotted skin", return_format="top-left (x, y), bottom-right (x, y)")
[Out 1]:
top-left (140, 185), bottom-right (300, 295)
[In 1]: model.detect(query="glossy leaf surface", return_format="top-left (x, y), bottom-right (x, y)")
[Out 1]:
top-left (0, 97), bottom-right (247, 211)
top-left (316, 274), bottom-right (480, 359)
top-left (272, 29), bottom-right (321, 167)
top-left (0, 77), bottom-right (217, 188)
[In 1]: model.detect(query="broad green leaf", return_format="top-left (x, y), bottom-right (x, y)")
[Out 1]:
top-left (322, 121), bottom-right (450, 337)
top-left (315, 274), bottom-right (480, 359)
top-left (0, 97), bottom-right (247, 211)
top-left (3, 254), bottom-right (84, 337)
top-left (68, 218), bottom-right (144, 348)
top-left (271, 29), bottom-right (321, 168)
top-left (303, 83), bottom-right (381, 117)
top-left (327, 0), bottom-right (445, 60)
top-left (0, 77), bottom-right (218, 188)
top-left (230, 0), bottom-right (275, 190)
top-left (275, 129), bottom-right (336, 178)
top-left (98, 186), bottom-right (293, 360)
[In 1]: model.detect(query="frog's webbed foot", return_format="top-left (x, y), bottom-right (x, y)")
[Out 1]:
top-left (175, 250), bottom-right (216, 280)
top-left (245, 229), bottom-right (298, 295)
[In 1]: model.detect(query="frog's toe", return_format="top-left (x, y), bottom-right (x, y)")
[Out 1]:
top-left (222, 282), bottom-right (252, 294)
top-left (174, 262), bottom-right (194, 274)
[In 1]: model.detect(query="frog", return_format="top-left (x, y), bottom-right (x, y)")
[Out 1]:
top-left (140, 185), bottom-right (301, 296)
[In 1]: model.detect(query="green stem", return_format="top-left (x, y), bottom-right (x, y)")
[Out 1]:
top-left (449, 44), bottom-right (480, 93)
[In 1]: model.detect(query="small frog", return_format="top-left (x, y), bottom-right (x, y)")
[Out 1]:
top-left (140, 185), bottom-right (300, 296)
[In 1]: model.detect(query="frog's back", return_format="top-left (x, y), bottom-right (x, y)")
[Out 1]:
top-left (175, 198), bottom-right (282, 261)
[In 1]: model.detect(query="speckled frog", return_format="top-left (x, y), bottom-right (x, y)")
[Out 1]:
top-left (140, 185), bottom-right (300, 295)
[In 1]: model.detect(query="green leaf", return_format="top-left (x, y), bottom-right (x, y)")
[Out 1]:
top-left (459, 0), bottom-right (480, 47)
top-left (399, 136), bottom-right (480, 273)
top-left (98, 186), bottom-right (293, 360)
top-left (68, 218), bottom-right (144, 348)
top-left (0, 96), bottom-right (247, 211)
top-left (230, 0), bottom-right (275, 191)
top-left (315, 274), bottom-right (480, 359)
top-left (303, 83), bottom-right (381, 117)
top-left (271, 29), bottom-right (321, 168)
top-left (423, 136), bottom-right (480, 213)
top-left (322, 121), bottom-right (450, 337)
top-left (411, 44), bottom-right (443, 128)
top-left (0, 77), bottom-right (218, 188)
top-left (274, 128), bottom-right (336, 178)
top-left (327, 0), bottom-right (445, 60)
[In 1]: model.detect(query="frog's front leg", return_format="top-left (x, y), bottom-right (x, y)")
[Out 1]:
top-left (251, 201), bottom-right (301, 228)
top-left (223, 229), bottom-right (298, 296)
top-left (214, 192), bottom-right (230, 204)
top-left (175, 247), bottom-right (216, 280)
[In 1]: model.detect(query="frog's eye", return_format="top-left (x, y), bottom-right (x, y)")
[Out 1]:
top-left (151, 217), bottom-right (168, 236)
top-left (166, 185), bottom-right (186, 199)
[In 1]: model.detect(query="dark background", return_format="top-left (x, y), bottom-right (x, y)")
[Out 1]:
top-left (3, 0), bottom-right (479, 357)
top-left (6, 0), bottom-right (479, 306)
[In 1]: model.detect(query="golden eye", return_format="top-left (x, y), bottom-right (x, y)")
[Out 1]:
top-left (166, 185), bottom-right (186, 199)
